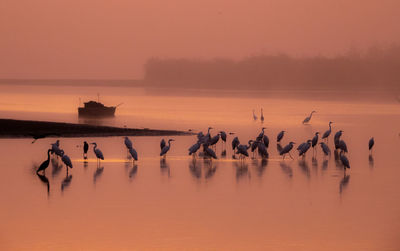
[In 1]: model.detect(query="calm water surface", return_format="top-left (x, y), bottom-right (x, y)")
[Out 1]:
top-left (0, 84), bottom-right (400, 250)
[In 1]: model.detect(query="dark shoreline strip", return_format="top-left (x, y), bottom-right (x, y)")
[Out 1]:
top-left (0, 119), bottom-right (193, 138)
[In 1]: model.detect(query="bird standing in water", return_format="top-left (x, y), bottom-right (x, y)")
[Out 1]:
top-left (91, 142), bottom-right (104, 166)
top-left (369, 137), bottom-right (375, 153)
top-left (36, 149), bottom-right (52, 174)
top-left (160, 139), bottom-right (175, 158)
top-left (260, 108), bottom-right (264, 123)
top-left (83, 141), bottom-right (89, 159)
top-left (302, 111), bottom-right (316, 124)
top-left (322, 121), bottom-right (333, 142)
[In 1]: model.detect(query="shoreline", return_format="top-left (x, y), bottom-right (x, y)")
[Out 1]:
top-left (0, 119), bottom-right (193, 138)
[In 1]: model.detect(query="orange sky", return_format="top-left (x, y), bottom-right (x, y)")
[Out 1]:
top-left (0, 0), bottom-right (399, 79)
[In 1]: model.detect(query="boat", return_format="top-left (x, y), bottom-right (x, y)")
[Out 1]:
top-left (78, 100), bottom-right (116, 117)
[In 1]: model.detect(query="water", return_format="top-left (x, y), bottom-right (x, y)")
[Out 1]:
top-left (0, 84), bottom-right (400, 250)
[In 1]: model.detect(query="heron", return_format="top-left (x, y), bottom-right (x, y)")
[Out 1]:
top-left (36, 149), bottom-right (52, 174)
top-left (298, 140), bottom-right (312, 157)
top-left (232, 137), bottom-right (240, 153)
top-left (128, 147), bottom-right (138, 162)
top-left (52, 145), bottom-right (64, 159)
top-left (369, 137), bottom-right (375, 152)
top-left (260, 108), bottom-right (264, 123)
top-left (250, 140), bottom-right (259, 157)
top-left (61, 151), bottom-right (73, 174)
top-left (338, 140), bottom-right (348, 153)
top-left (91, 142), bottom-right (104, 165)
top-left (203, 144), bottom-right (217, 159)
top-left (280, 142), bottom-right (295, 160)
top-left (257, 141), bottom-right (269, 159)
top-left (311, 132), bottom-right (319, 153)
top-left (124, 137), bottom-right (133, 150)
top-left (160, 138), bottom-right (166, 151)
top-left (209, 133), bottom-right (220, 149)
top-left (302, 111), bottom-right (316, 124)
top-left (220, 131), bottom-right (227, 149)
top-left (253, 109), bottom-right (258, 121)
top-left (83, 141), bottom-right (89, 159)
top-left (160, 139), bottom-right (175, 158)
top-left (322, 121), bottom-right (333, 142)
top-left (263, 134), bottom-right (269, 148)
top-left (277, 131), bottom-right (285, 143)
top-left (256, 127), bottom-right (266, 142)
top-left (236, 140), bottom-right (252, 160)
top-left (196, 132), bottom-right (204, 141)
top-left (340, 152), bottom-right (350, 173)
top-left (188, 141), bottom-right (201, 157)
top-left (334, 130), bottom-right (343, 149)
top-left (320, 142), bottom-right (331, 156)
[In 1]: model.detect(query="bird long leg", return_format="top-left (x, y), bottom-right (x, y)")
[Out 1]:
top-left (288, 152), bottom-right (294, 160)
top-left (283, 154), bottom-right (285, 160)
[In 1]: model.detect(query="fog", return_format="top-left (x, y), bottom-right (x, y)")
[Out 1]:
top-left (1, 0), bottom-right (399, 79)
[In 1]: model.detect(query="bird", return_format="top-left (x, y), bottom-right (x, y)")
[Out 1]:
top-left (52, 145), bottom-right (64, 159)
top-left (203, 144), bottom-right (217, 159)
top-left (91, 142), bottom-right (104, 165)
top-left (320, 142), bottom-right (331, 156)
top-left (277, 131), bottom-right (285, 143)
top-left (253, 109), bottom-right (258, 121)
top-left (236, 140), bottom-right (252, 160)
top-left (36, 149), bottom-right (52, 174)
top-left (322, 121), bottom-right (333, 142)
top-left (61, 151), bottom-right (73, 174)
top-left (129, 147), bottom-right (138, 162)
top-left (369, 137), bottom-right (375, 152)
top-left (260, 108), bottom-right (264, 123)
top-left (83, 141), bottom-right (89, 159)
top-left (188, 141), bottom-right (201, 156)
top-left (250, 140), bottom-right (259, 157)
top-left (256, 127), bottom-right (266, 142)
top-left (160, 139), bottom-right (166, 151)
top-left (220, 131), bottom-right (227, 142)
top-left (257, 141), bottom-right (269, 159)
top-left (338, 140), bottom-right (348, 153)
top-left (298, 140), bottom-right (312, 157)
top-left (209, 133), bottom-right (220, 148)
top-left (232, 137), bottom-right (240, 153)
top-left (263, 134), bottom-right (269, 148)
top-left (280, 142), bottom-right (295, 159)
top-left (340, 152), bottom-right (350, 173)
top-left (311, 132), bottom-right (319, 150)
top-left (302, 111), bottom-right (316, 124)
top-left (124, 136), bottom-right (133, 150)
top-left (334, 130), bottom-right (343, 149)
top-left (160, 139), bottom-right (175, 158)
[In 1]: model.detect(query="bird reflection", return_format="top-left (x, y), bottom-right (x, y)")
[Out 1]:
top-left (221, 150), bottom-right (227, 158)
top-left (298, 160), bottom-right (310, 179)
top-left (276, 143), bottom-right (283, 153)
top-left (51, 158), bottom-right (63, 177)
top-left (129, 164), bottom-right (138, 179)
top-left (312, 157), bottom-right (318, 175)
top-left (61, 174), bottom-right (72, 192)
top-left (254, 159), bottom-right (268, 177)
top-left (234, 162), bottom-right (250, 180)
top-left (36, 173), bottom-right (50, 196)
top-left (189, 160), bottom-right (201, 179)
top-left (339, 174), bottom-right (350, 194)
top-left (280, 162), bottom-right (293, 178)
top-left (369, 154), bottom-right (374, 168)
top-left (322, 159), bottom-right (328, 170)
top-left (205, 165), bottom-right (217, 179)
top-left (160, 158), bottom-right (170, 177)
top-left (93, 167), bottom-right (104, 184)
top-left (83, 160), bottom-right (88, 169)
top-left (334, 150), bottom-right (342, 169)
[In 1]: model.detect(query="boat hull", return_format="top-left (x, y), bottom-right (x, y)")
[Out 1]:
top-left (78, 107), bottom-right (116, 117)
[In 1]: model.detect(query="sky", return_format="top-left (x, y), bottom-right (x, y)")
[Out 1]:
top-left (0, 0), bottom-right (399, 79)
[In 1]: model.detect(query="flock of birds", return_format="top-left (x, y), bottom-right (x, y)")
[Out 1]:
top-left (35, 111), bottom-right (376, 180)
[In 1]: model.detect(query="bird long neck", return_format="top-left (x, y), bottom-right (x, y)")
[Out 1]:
top-left (309, 112), bottom-right (313, 118)
top-left (168, 141), bottom-right (172, 147)
top-left (329, 124), bottom-right (332, 130)
top-left (47, 150), bottom-right (51, 160)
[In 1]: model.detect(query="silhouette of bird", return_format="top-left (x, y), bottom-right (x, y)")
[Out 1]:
top-left (338, 140), bottom-right (348, 153)
top-left (280, 142), bottom-right (295, 159)
top-left (160, 138), bottom-right (166, 151)
top-left (369, 137), bottom-right (375, 152)
top-left (232, 137), bottom-right (240, 152)
top-left (334, 130), bottom-right (343, 149)
top-left (160, 139), bottom-right (174, 158)
top-left (91, 142), bottom-right (104, 165)
top-left (83, 141), bottom-right (89, 159)
top-left (263, 134), bottom-right (269, 148)
top-left (203, 144), bottom-right (217, 159)
top-left (257, 141), bottom-right (269, 159)
top-left (260, 108), bottom-right (264, 123)
top-left (236, 140), bottom-right (252, 159)
top-left (320, 142), bottom-right (331, 156)
top-left (322, 121), bottom-right (333, 142)
top-left (188, 141), bottom-right (201, 156)
top-left (302, 111), bottom-right (316, 124)
top-left (209, 133), bottom-right (220, 147)
top-left (36, 149), bottom-right (52, 174)
top-left (277, 130), bottom-right (285, 143)
top-left (298, 140), bottom-right (312, 157)
top-left (340, 152), bottom-right (350, 173)
top-left (124, 136), bottom-right (133, 150)
top-left (253, 109), bottom-right (258, 121)
top-left (129, 147), bottom-right (138, 161)
top-left (256, 127), bottom-right (266, 141)
top-left (61, 152), bottom-right (73, 173)
top-left (219, 131), bottom-right (227, 142)
top-left (311, 132), bottom-right (319, 150)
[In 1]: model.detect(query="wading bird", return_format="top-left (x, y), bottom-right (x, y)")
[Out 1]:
top-left (340, 152), bottom-right (350, 173)
top-left (369, 137), bottom-right (375, 152)
top-left (298, 140), bottom-right (312, 157)
top-left (338, 140), bottom-right (348, 153)
top-left (232, 137), bottom-right (240, 153)
top-left (257, 141), bottom-right (269, 159)
top-left (311, 132), bottom-right (319, 152)
top-left (277, 130), bottom-right (285, 143)
top-left (320, 142), bottom-right (331, 156)
top-left (203, 144), bottom-right (217, 159)
top-left (302, 111), bottom-right (316, 124)
top-left (160, 138), bottom-right (166, 151)
top-left (91, 142), bottom-right (104, 165)
top-left (188, 141), bottom-right (201, 157)
top-left (260, 108), bottom-right (264, 123)
top-left (160, 139), bottom-right (174, 158)
top-left (280, 142), bottom-right (295, 160)
top-left (83, 141), bottom-right (89, 159)
top-left (124, 137), bottom-right (133, 150)
top-left (129, 147), bottom-right (138, 162)
top-left (334, 130), bottom-right (343, 149)
top-left (36, 149), bottom-right (52, 174)
top-left (236, 140), bottom-right (252, 160)
top-left (322, 121), bottom-right (333, 142)
top-left (253, 109), bottom-right (258, 121)
top-left (61, 151), bottom-right (73, 174)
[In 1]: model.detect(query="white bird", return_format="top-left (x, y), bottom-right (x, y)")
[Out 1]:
top-left (303, 111), bottom-right (316, 124)
top-left (91, 142), bottom-right (104, 165)
top-left (160, 139), bottom-right (175, 158)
